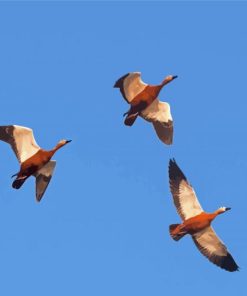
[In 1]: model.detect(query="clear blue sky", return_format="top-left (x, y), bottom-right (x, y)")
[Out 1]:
top-left (0, 1), bottom-right (246, 295)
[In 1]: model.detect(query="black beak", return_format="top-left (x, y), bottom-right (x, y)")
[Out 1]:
top-left (172, 75), bottom-right (178, 80)
top-left (225, 207), bottom-right (231, 211)
top-left (66, 140), bottom-right (72, 144)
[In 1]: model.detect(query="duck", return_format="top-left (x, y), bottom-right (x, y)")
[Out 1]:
top-left (114, 72), bottom-right (177, 145)
top-left (0, 125), bottom-right (71, 202)
top-left (168, 159), bottom-right (239, 272)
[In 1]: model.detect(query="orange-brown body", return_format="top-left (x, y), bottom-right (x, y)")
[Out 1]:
top-left (12, 140), bottom-right (68, 189)
top-left (178, 212), bottom-right (216, 234)
top-left (18, 149), bottom-right (54, 179)
top-left (124, 75), bottom-right (177, 126)
top-left (124, 84), bottom-right (165, 126)
top-left (130, 85), bottom-right (163, 107)
top-left (171, 212), bottom-right (219, 240)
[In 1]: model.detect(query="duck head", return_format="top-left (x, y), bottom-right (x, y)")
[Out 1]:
top-left (162, 75), bottom-right (178, 86)
top-left (55, 139), bottom-right (72, 150)
top-left (216, 206), bottom-right (231, 215)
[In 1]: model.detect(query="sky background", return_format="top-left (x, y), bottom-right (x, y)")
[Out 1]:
top-left (0, 1), bottom-right (246, 295)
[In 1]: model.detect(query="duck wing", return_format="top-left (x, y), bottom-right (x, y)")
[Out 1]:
top-left (168, 159), bottom-right (203, 221)
top-left (192, 226), bottom-right (239, 272)
top-left (0, 125), bottom-right (40, 164)
top-left (114, 72), bottom-right (147, 103)
top-left (34, 160), bottom-right (56, 202)
top-left (141, 99), bottom-right (173, 145)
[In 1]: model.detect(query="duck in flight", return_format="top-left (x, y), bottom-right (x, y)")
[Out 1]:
top-left (168, 159), bottom-right (239, 272)
top-left (114, 72), bottom-right (177, 145)
top-left (0, 125), bottom-right (71, 202)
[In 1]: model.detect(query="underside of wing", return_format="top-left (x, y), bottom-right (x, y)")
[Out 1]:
top-left (13, 125), bottom-right (40, 163)
top-left (168, 159), bottom-right (203, 221)
top-left (114, 72), bottom-right (147, 103)
top-left (34, 161), bottom-right (56, 202)
top-left (152, 121), bottom-right (173, 145)
top-left (141, 99), bottom-right (173, 145)
top-left (0, 125), bottom-right (40, 163)
top-left (192, 227), bottom-right (239, 272)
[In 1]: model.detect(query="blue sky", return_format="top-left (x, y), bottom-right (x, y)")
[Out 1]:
top-left (0, 1), bottom-right (246, 295)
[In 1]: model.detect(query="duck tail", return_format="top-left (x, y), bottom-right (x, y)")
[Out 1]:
top-left (169, 224), bottom-right (187, 241)
top-left (124, 112), bottom-right (139, 126)
top-left (12, 176), bottom-right (28, 189)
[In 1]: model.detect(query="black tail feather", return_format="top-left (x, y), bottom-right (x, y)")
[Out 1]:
top-left (12, 177), bottom-right (28, 189)
top-left (124, 113), bottom-right (139, 126)
top-left (169, 224), bottom-right (187, 241)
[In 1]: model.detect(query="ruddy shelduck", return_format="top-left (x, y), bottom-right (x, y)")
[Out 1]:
top-left (168, 159), bottom-right (239, 272)
top-left (0, 125), bottom-right (71, 201)
top-left (114, 72), bottom-right (177, 145)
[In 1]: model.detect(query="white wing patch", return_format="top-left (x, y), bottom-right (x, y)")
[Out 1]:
top-left (141, 99), bottom-right (172, 122)
top-left (169, 160), bottom-right (203, 221)
top-left (141, 99), bottom-right (173, 145)
top-left (193, 227), bottom-right (227, 256)
top-left (34, 160), bottom-right (56, 202)
top-left (13, 125), bottom-right (40, 163)
top-left (192, 226), bottom-right (239, 271)
top-left (123, 72), bottom-right (147, 102)
top-left (178, 180), bottom-right (203, 220)
top-left (0, 125), bottom-right (40, 164)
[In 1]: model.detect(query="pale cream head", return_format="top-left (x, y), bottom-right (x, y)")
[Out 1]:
top-left (217, 207), bottom-right (231, 214)
top-left (55, 139), bottom-right (72, 149)
top-left (59, 139), bottom-right (71, 145)
top-left (162, 75), bottom-right (178, 85)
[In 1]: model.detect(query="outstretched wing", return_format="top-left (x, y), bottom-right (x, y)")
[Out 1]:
top-left (34, 161), bottom-right (56, 202)
top-left (192, 226), bottom-right (239, 272)
top-left (168, 159), bottom-right (203, 221)
top-left (141, 99), bottom-right (173, 145)
top-left (0, 125), bottom-right (40, 163)
top-left (114, 72), bottom-right (147, 103)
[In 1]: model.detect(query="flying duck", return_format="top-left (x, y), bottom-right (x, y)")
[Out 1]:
top-left (114, 72), bottom-right (177, 145)
top-left (0, 125), bottom-right (71, 202)
top-left (168, 159), bottom-right (239, 272)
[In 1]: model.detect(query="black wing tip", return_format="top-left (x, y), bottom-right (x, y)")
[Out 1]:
top-left (164, 139), bottom-right (173, 145)
top-left (208, 251), bottom-right (239, 272)
top-left (221, 253), bottom-right (239, 272)
top-left (113, 73), bottom-right (129, 88)
top-left (36, 195), bottom-right (42, 202)
top-left (169, 158), bottom-right (176, 166)
top-left (168, 159), bottom-right (187, 182)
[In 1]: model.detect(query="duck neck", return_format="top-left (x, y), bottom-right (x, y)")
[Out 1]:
top-left (161, 78), bottom-right (171, 87)
top-left (50, 144), bottom-right (64, 156)
top-left (153, 83), bottom-right (165, 94)
top-left (208, 210), bottom-right (222, 222)
top-left (210, 213), bottom-right (218, 221)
